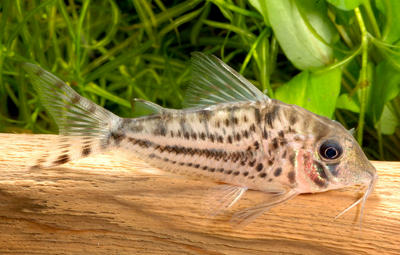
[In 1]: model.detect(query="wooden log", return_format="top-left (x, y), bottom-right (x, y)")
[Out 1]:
top-left (0, 133), bottom-right (398, 255)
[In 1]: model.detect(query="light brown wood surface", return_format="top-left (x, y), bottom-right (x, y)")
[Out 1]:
top-left (0, 133), bottom-right (399, 255)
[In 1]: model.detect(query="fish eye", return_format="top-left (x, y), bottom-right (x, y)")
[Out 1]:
top-left (319, 140), bottom-right (343, 160)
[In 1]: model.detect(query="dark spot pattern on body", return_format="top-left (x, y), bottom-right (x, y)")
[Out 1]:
top-left (233, 117), bottom-right (238, 125)
top-left (259, 173), bottom-right (267, 178)
top-left (256, 163), bottom-right (263, 172)
top-left (153, 124), bottom-right (167, 136)
top-left (209, 134), bottom-right (215, 142)
top-left (254, 141), bottom-right (259, 150)
top-left (199, 110), bottom-right (211, 122)
top-left (225, 170), bottom-right (232, 174)
top-left (130, 124), bottom-right (144, 133)
top-left (227, 135), bottom-right (232, 143)
top-left (282, 150), bottom-right (287, 158)
top-left (134, 138), bottom-right (261, 169)
top-left (268, 159), bottom-right (274, 166)
top-left (128, 137), bottom-right (152, 148)
top-left (289, 113), bottom-right (297, 125)
top-left (266, 104), bottom-right (280, 128)
top-left (200, 132), bottom-right (206, 140)
top-left (250, 124), bottom-right (256, 132)
top-left (274, 167), bottom-right (282, 177)
top-left (262, 128), bottom-right (268, 139)
top-left (271, 138), bottom-right (279, 150)
top-left (243, 130), bottom-right (249, 139)
top-left (233, 171), bottom-right (240, 176)
top-left (313, 123), bottom-right (330, 142)
top-left (225, 119), bottom-right (230, 127)
top-left (243, 171), bottom-right (249, 177)
top-left (289, 152), bottom-right (296, 166)
top-left (184, 132), bottom-right (190, 140)
top-left (217, 136), bottom-right (224, 143)
top-left (235, 133), bottom-right (241, 141)
top-left (110, 132), bottom-right (125, 145)
top-left (288, 171), bottom-right (296, 184)
top-left (254, 108), bottom-right (261, 124)
top-left (249, 159), bottom-right (256, 167)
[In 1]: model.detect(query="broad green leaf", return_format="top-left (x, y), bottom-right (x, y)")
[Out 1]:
top-left (370, 60), bottom-right (400, 123)
top-left (376, 0), bottom-right (400, 44)
top-left (263, 0), bottom-right (337, 70)
top-left (336, 93), bottom-right (360, 112)
top-left (248, 0), bottom-right (270, 26)
top-left (275, 67), bottom-right (342, 118)
top-left (326, 0), bottom-right (361, 10)
top-left (376, 105), bottom-right (398, 135)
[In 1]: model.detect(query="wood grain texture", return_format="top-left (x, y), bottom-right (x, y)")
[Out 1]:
top-left (0, 133), bottom-right (398, 255)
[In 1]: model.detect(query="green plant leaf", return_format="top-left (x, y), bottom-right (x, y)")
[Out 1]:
top-left (248, 0), bottom-right (270, 26)
top-left (376, 0), bottom-right (400, 44)
top-left (376, 105), bottom-right (398, 135)
top-left (326, 0), bottom-right (362, 10)
top-left (336, 93), bottom-right (360, 112)
top-left (262, 0), bottom-right (337, 70)
top-left (370, 60), bottom-right (400, 123)
top-left (275, 67), bottom-right (342, 118)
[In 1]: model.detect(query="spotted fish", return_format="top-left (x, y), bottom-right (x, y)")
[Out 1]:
top-left (23, 52), bottom-right (377, 225)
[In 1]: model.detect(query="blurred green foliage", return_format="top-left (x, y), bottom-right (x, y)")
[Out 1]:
top-left (1, 0), bottom-right (400, 160)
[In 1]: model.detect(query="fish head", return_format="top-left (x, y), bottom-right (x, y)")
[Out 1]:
top-left (295, 116), bottom-right (377, 194)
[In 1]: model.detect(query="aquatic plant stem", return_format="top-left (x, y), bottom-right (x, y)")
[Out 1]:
top-left (362, 0), bottom-right (381, 38)
top-left (355, 7), bottom-right (369, 146)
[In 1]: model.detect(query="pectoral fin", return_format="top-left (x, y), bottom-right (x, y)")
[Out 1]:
top-left (230, 189), bottom-right (298, 227)
top-left (203, 185), bottom-right (248, 216)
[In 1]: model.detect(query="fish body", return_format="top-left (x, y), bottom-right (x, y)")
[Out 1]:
top-left (23, 53), bottom-right (377, 224)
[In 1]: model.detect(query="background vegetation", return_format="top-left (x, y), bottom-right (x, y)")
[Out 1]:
top-left (1, 0), bottom-right (400, 160)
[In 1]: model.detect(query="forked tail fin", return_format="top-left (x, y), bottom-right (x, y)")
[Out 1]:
top-left (23, 63), bottom-right (122, 169)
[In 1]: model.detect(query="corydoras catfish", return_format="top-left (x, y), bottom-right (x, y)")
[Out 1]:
top-left (23, 52), bottom-right (377, 225)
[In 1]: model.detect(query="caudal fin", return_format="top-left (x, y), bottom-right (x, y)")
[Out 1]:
top-left (23, 63), bottom-right (122, 169)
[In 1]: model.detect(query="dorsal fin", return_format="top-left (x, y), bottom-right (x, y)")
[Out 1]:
top-left (131, 98), bottom-right (178, 115)
top-left (183, 52), bottom-right (269, 108)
